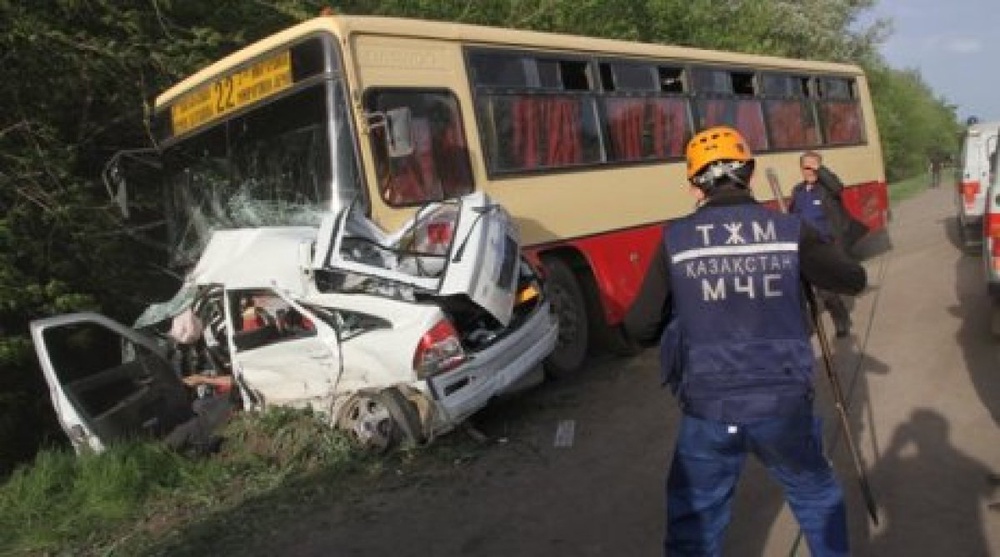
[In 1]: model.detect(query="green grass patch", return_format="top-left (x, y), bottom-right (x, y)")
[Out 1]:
top-left (0, 407), bottom-right (385, 556)
top-left (890, 171), bottom-right (937, 205)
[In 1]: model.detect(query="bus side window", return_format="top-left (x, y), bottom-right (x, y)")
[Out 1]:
top-left (368, 90), bottom-right (474, 207)
top-left (695, 98), bottom-right (768, 152)
top-left (818, 102), bottom-right (863, 145)
top-left (764, 99), bottom-right (820, 149)
top-left (604, 97), bottom-right (688, 161)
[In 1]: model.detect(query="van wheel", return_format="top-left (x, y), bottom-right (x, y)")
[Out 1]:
top-left (957, 219), bottom-right (980, 254)
top-left (337, 389), bottom-right (423, 452)
top-left (543, 258), bottom-right (589, 378)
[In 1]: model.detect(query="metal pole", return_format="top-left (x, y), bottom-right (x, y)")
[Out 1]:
top-left (764, 167), bottom-right (879, 525)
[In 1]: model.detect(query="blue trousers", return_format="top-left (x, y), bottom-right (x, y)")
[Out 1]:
top-left (664, 406), bottom-right (848, 557)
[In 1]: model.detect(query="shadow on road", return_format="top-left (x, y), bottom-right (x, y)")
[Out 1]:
top-left (948, 216), bottom-right (1000, 429)
top-left (722, 319), bottom-right (890, 557)
top-left (863, 409), bottom-right (996, 556)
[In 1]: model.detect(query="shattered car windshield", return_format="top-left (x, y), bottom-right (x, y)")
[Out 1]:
top-left (162, 81), bottom-right (362, 268)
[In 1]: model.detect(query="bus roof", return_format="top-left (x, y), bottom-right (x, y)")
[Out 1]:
top-left (155, 14), bottom-right (865, 109)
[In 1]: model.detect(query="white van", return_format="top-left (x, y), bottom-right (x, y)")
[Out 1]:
top-left (955, 121), bottom-right (1000, 249)
top-left (980, 145), bottom-right (1000, 335)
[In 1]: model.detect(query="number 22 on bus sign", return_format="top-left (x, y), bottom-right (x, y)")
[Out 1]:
top-left (170, 50), bottom-right (293, 137)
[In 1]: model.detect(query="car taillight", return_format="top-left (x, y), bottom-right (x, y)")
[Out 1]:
top-left (413, 318), bottom-right (466, 378)
top-left (962, 181), bottom-right (980, 206)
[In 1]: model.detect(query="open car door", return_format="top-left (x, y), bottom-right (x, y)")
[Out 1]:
top-left (30, 313), bottom-right (192, 453)
top-left (315, 192), bottom-right (520, 326)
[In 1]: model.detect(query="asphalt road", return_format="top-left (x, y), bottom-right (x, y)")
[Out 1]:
top-left (239, 183), bottom-right (1000, 557)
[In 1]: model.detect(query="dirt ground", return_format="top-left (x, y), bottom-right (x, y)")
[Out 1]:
top-left (155, 183), bottom-right (1000, 557)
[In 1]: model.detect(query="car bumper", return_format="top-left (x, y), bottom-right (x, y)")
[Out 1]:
top-left (427, 301), bottom-right (558, 429)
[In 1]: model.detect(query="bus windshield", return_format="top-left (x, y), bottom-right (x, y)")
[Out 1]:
top-left (162, 79), bottom-right (362, 268)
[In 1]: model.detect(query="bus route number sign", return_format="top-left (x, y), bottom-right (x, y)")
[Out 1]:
top-left (170, 50), bottom-right (293, 137)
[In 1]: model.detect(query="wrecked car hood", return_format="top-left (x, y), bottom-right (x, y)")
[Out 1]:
top-left (314, 192), bottom-right (520, 325)
top-left (188, 226), bottom-right (317, 295)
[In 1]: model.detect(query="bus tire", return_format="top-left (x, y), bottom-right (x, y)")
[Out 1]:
top-left (543, 258), bottom-right (589, 378)
top-left (578, 273), bottom-right (643, 358)
top-left (597, 324), bottom-right (643, 357)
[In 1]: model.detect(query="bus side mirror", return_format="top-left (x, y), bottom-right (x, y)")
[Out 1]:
top-left (366, 108), bottom-right (415, 159)
top-left (102, 154), bottom-right (130, 218)
top-left (102, 148), bottom-right (160, 219)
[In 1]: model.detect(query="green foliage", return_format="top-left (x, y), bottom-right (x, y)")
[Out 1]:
top-left (0, 0), bottom-right (327, 476)
top-left (866, 64), bottom-right (961, 182)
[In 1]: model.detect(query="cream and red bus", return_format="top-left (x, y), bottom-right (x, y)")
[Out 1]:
top-left (146, 14), bottom-right (887, 375)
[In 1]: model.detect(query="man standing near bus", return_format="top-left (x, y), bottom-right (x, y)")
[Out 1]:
top-left (624, 126), bottom-right (866, 556)
top-left (789, 151), bottom-right (856, 338)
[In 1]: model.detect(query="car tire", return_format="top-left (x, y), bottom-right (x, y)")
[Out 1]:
top-left (542, 257), bottom-right (589, 379)
top-left (337, 388), bottom-right (423, 452)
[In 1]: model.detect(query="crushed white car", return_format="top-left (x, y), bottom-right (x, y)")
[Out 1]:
top-left (30, 193), bottom-right (558, 453)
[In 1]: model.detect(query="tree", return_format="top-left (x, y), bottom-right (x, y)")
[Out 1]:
top-left (0, 0), bottom-right (327, 476)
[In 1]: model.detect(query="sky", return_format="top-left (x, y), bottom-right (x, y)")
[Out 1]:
top-left (864, 0), bottom-right (1000, 122)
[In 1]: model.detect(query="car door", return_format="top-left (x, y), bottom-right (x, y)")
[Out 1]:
top-left (30, 312), bottom-right (192, 453)
top-left (315, 192), bottom-right (520, 326)
top-left (223, 287), bottom-right (343, 411)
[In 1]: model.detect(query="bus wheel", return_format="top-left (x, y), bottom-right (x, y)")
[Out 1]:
top-left (336, 389), bottom-right (423, 452)
top-left (543, 258), bottom-right (589, 378)
top-left (597, 324), bottom-right (643, 357)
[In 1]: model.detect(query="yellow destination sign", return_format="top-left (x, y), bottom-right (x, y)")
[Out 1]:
top-left (170, 51), bottom-right (293, 137)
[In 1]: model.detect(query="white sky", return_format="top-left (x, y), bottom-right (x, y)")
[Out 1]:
top-left (866, 0), bottom-right (1000, 121)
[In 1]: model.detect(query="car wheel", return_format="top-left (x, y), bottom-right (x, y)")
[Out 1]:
top-left (542, 258), bottom-right (589, 378)
top-left (337, 389), bottom-right (423, 452)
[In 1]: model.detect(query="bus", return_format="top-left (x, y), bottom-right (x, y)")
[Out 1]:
top-left (141, 13), bottom-right (888, 376)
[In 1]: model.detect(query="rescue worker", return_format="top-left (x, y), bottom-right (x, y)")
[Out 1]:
top-left (624, 126), bottom-right (867, 556)
top-left (789, 151), bottom-right (856, 337)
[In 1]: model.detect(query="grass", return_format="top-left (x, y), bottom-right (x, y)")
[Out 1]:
top-left (0, 407), bottom-right (398, 556)
top-left (889, 170), bottom-right (941, 205)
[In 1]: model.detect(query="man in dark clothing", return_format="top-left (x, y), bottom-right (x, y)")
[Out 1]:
top-left (789, 151), bottom-right (854, 337)
top-left (624, 127), bottom-right (866, 557)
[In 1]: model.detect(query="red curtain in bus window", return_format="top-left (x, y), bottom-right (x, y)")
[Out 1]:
top-left (821, 102), bottom-right (863, 144)
top-left (650, 98), bottom-right (688, 158)
top-left (766, 100), bottom-right (809, 149)
top-left (698, 99), bottom-right (733, 129)
top-left (437, 116), bottom-right (473, 198)
top-left (764, 99), bottom-right (819, 149)
top-left (735, 100), bottom-right (767, 151)
top-left (385, 118), bottom-right (438, 205)
top-left (513, 96), bottom-right (583, 169)
top-left (513, 97), bottom-right (542, 169)
top-left (605, 98), bottom-right (645, 161)
top-left (545, 98), bottom-right (582, 166)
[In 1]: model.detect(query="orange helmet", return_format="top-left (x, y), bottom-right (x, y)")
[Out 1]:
top-left (685, 126), bottom-right (753, 182)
